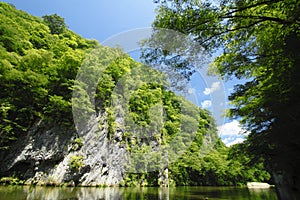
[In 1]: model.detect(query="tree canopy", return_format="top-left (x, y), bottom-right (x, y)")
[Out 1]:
top-left (42, 14), bottom-right (67, 35)
top-left (151, 0), bottom-right (300, 198)
top-left (0, 2), bottom-right (97, 149)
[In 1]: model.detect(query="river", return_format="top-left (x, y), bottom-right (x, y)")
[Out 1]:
top-left (0, 185), bottom-right (277, 199)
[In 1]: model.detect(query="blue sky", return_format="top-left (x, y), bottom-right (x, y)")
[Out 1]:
top-left (2, 0), bottom-right (246, 146)
top-left (3, 0), bottom-right (156, 41)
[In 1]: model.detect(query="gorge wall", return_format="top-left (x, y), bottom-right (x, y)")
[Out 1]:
top-left (0, 112), bottom-right (127, 186)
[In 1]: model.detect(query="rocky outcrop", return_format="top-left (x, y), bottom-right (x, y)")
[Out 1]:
top-left (0, 113), bottom-right (126, 186)
top-left (247, 182), bottom-right (271, 188)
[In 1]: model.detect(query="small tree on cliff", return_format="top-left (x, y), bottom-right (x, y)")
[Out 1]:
top-left (42, 14), bottom-right (66, 35)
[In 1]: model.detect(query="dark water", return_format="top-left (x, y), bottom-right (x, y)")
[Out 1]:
top-left (0, 186), bottom-right (278, 200)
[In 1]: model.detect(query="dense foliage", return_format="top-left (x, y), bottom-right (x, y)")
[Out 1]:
top-left (121, 141), bottom-right (271, 186)
top-left (82, 38), bottom-right (271, 187)
top-left (0, 3), bottom-right (97, 149)
top-left (150, 0), bottom-right (299, 197)
top-left (0, 3), bottom-right (271, 187)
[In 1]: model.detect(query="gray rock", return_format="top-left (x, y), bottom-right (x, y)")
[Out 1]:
top-left (0, 111), bottom-right (126, 186)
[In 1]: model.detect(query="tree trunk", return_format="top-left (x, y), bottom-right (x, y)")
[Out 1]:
top-left (272, 167), bottom-right (300, 200)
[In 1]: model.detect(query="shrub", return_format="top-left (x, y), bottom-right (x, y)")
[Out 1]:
top-left (69, 155), bottom-right (84, 171)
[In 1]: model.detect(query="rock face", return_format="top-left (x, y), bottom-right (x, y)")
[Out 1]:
top-left (246, 182), bottom-right (271, 188)
top-left (0, 112), bottom-right (126, 186)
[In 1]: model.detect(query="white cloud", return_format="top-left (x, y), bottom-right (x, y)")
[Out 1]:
top-left (219, 120), bottom-right (248, 146)
top-left (226, 138), bottom-right (245, 147)
top-left (188, 88), bottom-right (195, 94)
top-left (203, 82), bottom-right (221, 95)
top-left (201, 100), bottom-right (212, 108)
top-left (222, 137), bottom-right (233, 144)
top-left (218, 120), bottom-right (243, 137)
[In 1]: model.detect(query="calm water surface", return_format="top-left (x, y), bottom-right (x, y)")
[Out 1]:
top-left (0, 186), bottom-right (278, 200)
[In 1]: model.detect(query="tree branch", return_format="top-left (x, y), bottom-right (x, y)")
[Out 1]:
top-left (221, 15), bottom-right (293, 25)
top-left (225, 0), bottom-right (281, 16)
top-left (197, 20), bottom-right (264, 47)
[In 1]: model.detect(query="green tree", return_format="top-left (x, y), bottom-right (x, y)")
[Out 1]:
top-left (42, 14), bottom-right (66, 34)
top-left (151, 0), bottom-right (300, 198)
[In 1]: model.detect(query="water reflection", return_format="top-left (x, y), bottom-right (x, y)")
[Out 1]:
top-left (0, 186), bottom-right (278, 200)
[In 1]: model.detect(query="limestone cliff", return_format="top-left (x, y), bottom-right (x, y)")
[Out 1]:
top-left (0, 112), bottom-right (127, 186)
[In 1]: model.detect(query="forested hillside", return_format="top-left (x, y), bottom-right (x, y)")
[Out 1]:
top-left (0, 3), bottom-right (270, 186)
top-left (0, 2), bottom-right (98, 149)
